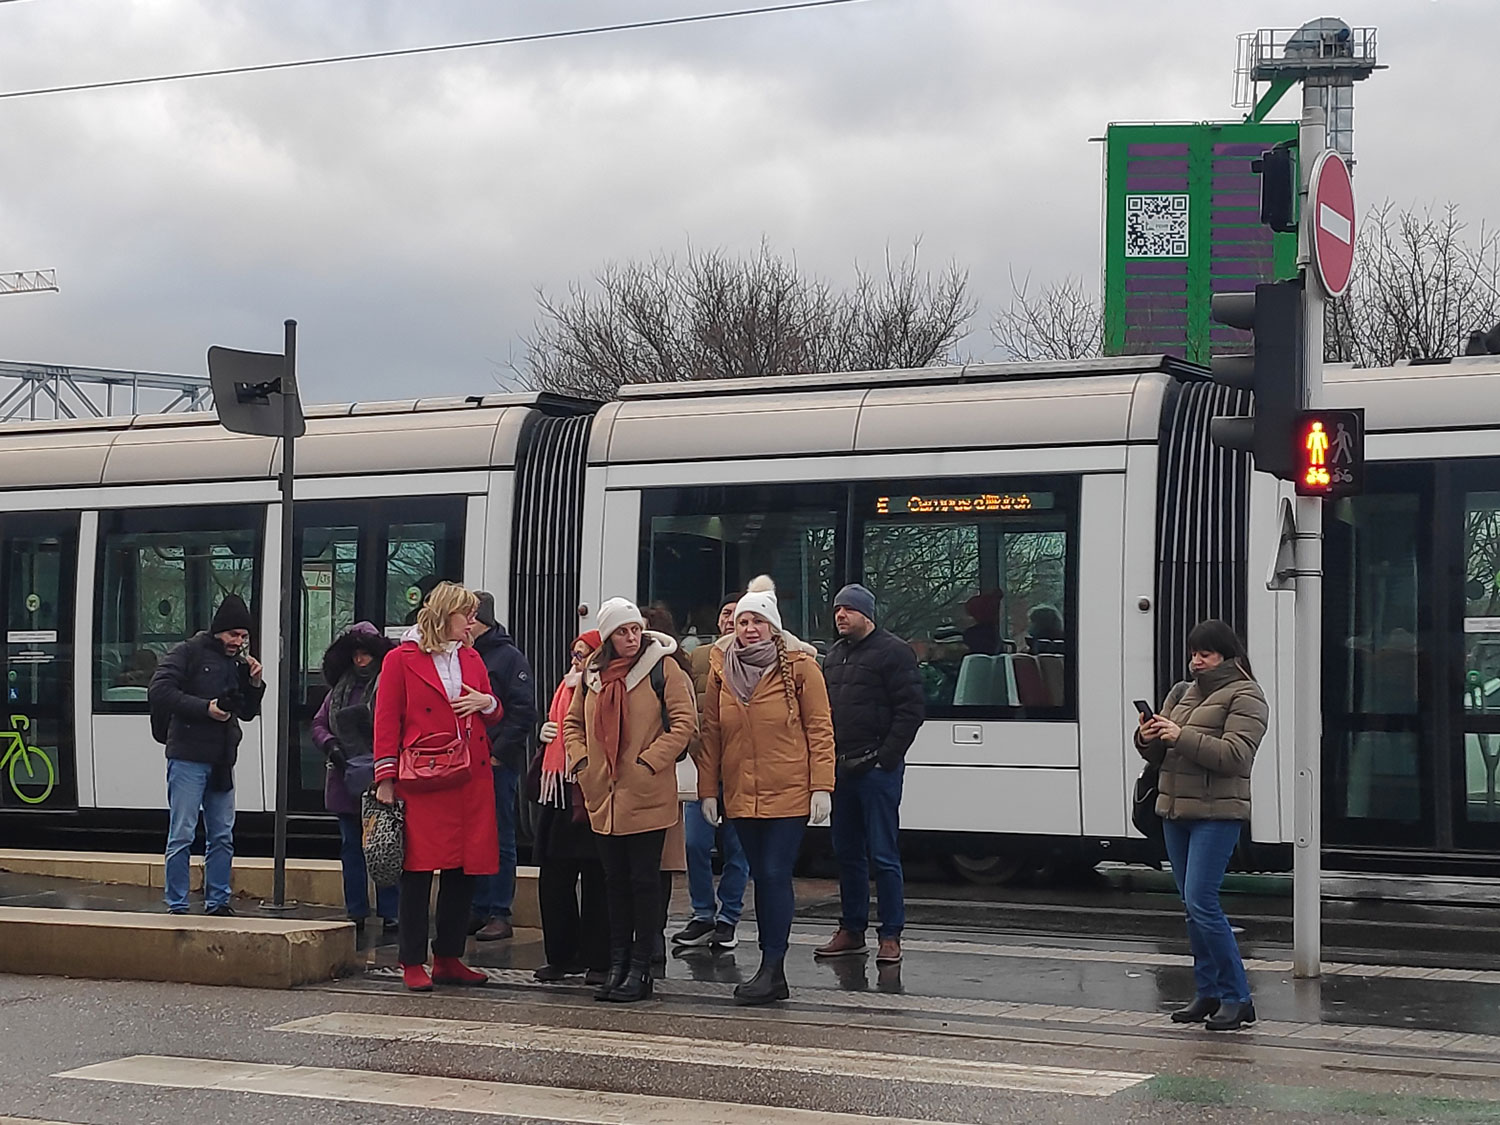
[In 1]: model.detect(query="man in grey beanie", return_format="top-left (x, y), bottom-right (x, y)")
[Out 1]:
top-left (815, 583), bottom-right (925, 965)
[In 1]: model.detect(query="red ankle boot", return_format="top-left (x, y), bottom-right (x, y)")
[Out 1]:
top-left (401, 963), bottom-right (433, 992)
top-left (432, 956), bottom-right (487, 986)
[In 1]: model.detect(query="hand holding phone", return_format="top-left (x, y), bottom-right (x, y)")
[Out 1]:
top-left (1133, 699), bottom-right (1155, 724)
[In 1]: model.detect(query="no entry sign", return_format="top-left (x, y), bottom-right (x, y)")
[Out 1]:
top-left (1309, 150), bottom-right (1356, 298)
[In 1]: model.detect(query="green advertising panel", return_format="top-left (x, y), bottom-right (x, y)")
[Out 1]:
top-left (1104, 121), bottom-right (1299, 364)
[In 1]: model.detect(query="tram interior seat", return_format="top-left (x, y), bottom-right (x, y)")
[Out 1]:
top-left (1010, 653), bottom-right (1049, 708)
top-left (1037, 653), bottom-right (1065, 707)
top-left (953, 654), bottom-right (1017, 707)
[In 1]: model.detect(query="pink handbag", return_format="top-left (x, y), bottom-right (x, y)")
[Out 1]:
top-left (398, 714), bottom-right (472, 792)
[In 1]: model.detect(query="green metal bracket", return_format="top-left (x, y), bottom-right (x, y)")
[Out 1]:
top-left (1244, 76), bottom-right (1296, 124)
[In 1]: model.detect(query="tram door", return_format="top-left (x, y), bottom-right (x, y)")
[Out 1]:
top-left (289, 497), bottom-right (467, 812)
top-left (0, 514), bottom-right (78, 810)
top-left (1324, 461), bottom-right (1500, 857)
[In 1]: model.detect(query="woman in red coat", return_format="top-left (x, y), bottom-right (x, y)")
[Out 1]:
top-left (374, 582), bottom-right (501, 992)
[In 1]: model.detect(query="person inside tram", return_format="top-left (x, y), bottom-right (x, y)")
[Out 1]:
top-left (959, 589), bottom-right (1007, 656)
top-left (916, 624), bottom-right (967, 708)
top-left (1024, 604), bottom-right (1065, 654)
top-left (114, 648), bottom-right (159, 689)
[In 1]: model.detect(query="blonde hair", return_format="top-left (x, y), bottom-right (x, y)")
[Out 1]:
top-left (414, 582), bottom-right (477, 653)
top-left (772, 631), bottom-right (798, 720)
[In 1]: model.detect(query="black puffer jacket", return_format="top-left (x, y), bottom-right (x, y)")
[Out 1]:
top-left (148, 632), bottom-right (265, 767)
top-left (473, 624), bottom-right (538, 771)
top-left (822, 627), bottom-right (926, 773)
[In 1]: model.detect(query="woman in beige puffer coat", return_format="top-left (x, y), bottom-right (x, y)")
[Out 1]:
top-left (1136, 619), bottom-right (1267, 1033)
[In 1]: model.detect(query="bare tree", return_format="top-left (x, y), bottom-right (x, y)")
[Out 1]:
top-left (517, 242), bottom-right (973, 399)
top-left (1327, 201), bottom-right (1500, 365)
top-left (990, 271), bottom-right (1103, 362)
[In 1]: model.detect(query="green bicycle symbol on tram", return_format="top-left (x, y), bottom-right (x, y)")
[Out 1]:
top-left (1, 715), bottom-right (55, 805)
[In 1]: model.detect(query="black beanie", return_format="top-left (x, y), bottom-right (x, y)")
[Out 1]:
top-left (210, 594), bottom-right (253, 635)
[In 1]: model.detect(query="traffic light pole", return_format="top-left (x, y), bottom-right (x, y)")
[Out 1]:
top-left (1292, 102), bottom-right (1327, 979)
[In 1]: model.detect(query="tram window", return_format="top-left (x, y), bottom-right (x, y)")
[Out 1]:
top-left (95, 507), bottom-right (262, 709)
top-left (858, 480), bottom-right (1074, 718)
top-left (388, 523), bottom-right (451, 627)
top-left (640, 485), bottom-right (845, 651)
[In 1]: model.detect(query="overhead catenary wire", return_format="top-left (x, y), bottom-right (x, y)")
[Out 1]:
top-left (0, 0), bottom-right (871, 101)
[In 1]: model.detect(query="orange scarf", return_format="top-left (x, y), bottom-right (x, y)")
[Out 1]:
top-left (595, 656), bottom-right (633, 778)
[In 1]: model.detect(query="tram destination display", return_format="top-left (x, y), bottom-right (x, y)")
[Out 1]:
top-left (874, 491), bottom-right (1054, 516)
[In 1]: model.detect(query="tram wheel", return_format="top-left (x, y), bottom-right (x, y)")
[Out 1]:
top-left (947, 851), bottom-right (1027, 886)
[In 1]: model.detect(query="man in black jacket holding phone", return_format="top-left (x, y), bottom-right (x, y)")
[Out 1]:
top-left (148, 594), bottom-right (265, 916)
top-left (815, 583), bottom-right (925, 966)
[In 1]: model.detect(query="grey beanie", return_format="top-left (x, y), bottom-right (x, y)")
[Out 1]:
top-left (833, 583), bottom-right (877, 624)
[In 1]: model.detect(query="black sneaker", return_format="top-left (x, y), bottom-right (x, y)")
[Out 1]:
top-left (207, 903), bottom-right (235, 917)
top-left (672, 919), bottom-right (717, 946)
top-left (712, 922), bottom-right (738, 948)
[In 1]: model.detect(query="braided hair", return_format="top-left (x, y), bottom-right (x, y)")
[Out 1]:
top-left (771, 630), bottom-right (798, 719)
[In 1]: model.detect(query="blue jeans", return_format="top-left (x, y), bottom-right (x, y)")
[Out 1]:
top-left (1162, 817), bottom-right (1251, 1004)
top-left (831, 762), bottom-right (906, 938)
top-left (473, 763), bottom-right (518, 920)
top-left (164, 759), bottom-right (235, 912)
top-left (336, 813), bottom-right (399, 921)
top-left (730, 816), bottom-right (806, 960)
top-left (683, 798), bottom-right (748, 926)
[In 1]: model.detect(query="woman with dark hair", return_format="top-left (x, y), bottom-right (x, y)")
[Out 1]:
top-left (312, 621), bottom-right (397, 930)
top-left (1135, 618), bottom-right (1268, 1032)
top-left (563, 598), bottom-right (696, 1003)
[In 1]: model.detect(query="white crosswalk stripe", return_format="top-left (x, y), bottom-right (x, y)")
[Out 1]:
top-left (273, 1011), bottom-right (1152, 1096)
top-left (57, 1055), bottom-right (994, 1124)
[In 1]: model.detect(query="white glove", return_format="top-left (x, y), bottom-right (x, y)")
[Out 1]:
top-left (539, 720), bottom-right (559, 743)
top-left (809, 791), bottom-right (832, 826)
top-left (701, 797), bottom-right (721, 827)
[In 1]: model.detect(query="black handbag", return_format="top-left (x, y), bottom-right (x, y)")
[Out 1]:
top-left (1132, 761), bottom-right (1163, 843)
top-left (361, 791), bottom-right (406, 887)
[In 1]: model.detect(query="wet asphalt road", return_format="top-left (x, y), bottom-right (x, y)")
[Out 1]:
top-left (8, 868), bottom-right (1500, 1123)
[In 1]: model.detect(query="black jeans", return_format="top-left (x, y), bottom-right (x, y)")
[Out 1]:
top-left (398, 868), bottom-right (474, 966)
top-left (538, 855), bottom-right (610, 971)
top-left (596, 829), bottom-right (666, 964)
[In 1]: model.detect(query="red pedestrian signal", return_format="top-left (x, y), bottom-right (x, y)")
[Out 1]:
top-left (1293, 410), bottom-right (1363, 498)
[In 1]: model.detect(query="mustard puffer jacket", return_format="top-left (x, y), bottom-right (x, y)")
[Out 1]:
top-left (696, 640), bottom-right (836, 820)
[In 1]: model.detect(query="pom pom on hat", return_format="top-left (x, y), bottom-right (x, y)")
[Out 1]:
top-left (734, 575), bottom-right (783, 633)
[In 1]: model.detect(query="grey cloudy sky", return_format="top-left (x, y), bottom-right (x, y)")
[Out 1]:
top-left (1, 0), bottom-right (1494, 406)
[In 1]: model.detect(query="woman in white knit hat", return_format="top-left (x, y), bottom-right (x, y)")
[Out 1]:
top-left (697, 576), bottom-right (835, 1005)
top-left (563, 597), bottom-right (696, 1003)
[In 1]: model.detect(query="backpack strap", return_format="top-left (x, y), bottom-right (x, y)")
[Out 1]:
top-left (650, 660), bottom-right (671, 733)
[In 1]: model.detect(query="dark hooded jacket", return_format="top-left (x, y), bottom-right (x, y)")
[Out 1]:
top-left (311, 622), bottom-right (395, 815)
top-left (473, 624), bottom-right (537, 772)
top-left (148, 631), bottom-right (265, 774)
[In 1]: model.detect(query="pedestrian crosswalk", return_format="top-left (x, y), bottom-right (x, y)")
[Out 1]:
top-left (52, 1005), bottom-right (1154, 1124)
top-left (274, 1011), bottom-right (1152, 1096)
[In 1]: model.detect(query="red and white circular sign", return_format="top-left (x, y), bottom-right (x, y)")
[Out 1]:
top-left (1309, 150), bottom-right (1356, 298)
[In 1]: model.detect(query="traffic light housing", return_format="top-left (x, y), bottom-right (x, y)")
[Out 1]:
top-left (1252, 142), bottom-right (1298, 234)
top-left (1208, 279), bottom-right (1305, 482)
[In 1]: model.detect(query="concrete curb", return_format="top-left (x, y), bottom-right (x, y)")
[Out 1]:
top-left (0, 907), bottom-right (357, 988)
top-left (0, 849), bottom-right (541, 926)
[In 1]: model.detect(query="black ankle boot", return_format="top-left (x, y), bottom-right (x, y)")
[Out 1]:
top-left (595, 949), bottom-right (630, 1001)
top-left (1170, 996), bottom-right (1221, 1024)
top-left (1205, 1000), bottom-right (1256, 1031)
top-left (606, 958), bottom-right (654, 1003)
top-left (733, 956), bottom-right (789, 1006)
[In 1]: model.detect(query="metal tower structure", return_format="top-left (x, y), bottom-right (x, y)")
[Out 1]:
top-left (0, 360), bottom-right (213, 422)
top-left (0, 269), bottom-right (59, 296)
top-left (1234, 20), bottom-right (1380, 160)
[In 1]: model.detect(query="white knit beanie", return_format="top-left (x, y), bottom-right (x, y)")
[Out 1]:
top-left (596, 597), bottom-right (646, 645)
top-left (734, 575), bottom-right (783, 633)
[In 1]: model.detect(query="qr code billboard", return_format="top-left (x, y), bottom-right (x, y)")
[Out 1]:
top-left (1124, 194), bottom-right (1190, 258)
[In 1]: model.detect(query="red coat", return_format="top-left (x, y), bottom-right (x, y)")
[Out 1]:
top-left (374, 641), bottom-right (501, 874)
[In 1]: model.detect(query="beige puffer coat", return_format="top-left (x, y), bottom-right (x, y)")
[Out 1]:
top-left (1135, 662), bottom-right (1268, 822)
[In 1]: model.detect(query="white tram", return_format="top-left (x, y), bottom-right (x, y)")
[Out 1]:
top-left (1, 354), bottom-right (1497, 874)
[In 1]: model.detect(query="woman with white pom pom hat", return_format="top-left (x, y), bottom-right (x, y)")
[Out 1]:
top-left (696, 575), bottom-right (836, 1005)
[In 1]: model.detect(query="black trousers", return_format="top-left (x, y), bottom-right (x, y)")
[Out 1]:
top-left (538, 855), bottom-right (610, 971)
top-left (398, 868), bottom-right (474, 966)
top-left (596, 829), bottom-right (666, 963)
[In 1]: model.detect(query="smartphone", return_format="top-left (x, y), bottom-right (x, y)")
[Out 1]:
top-left (1133, 699), bottom-right (1155, 722)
